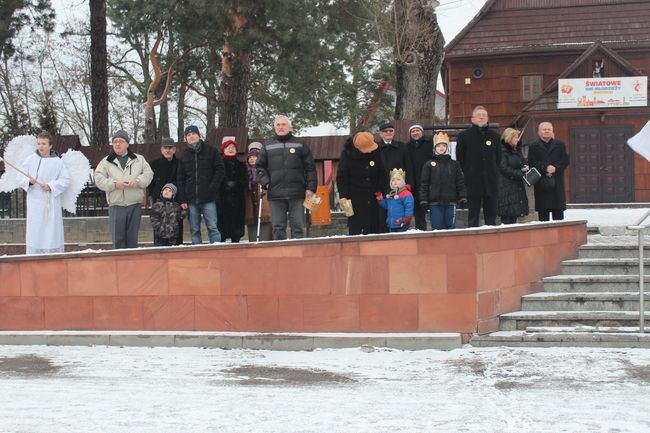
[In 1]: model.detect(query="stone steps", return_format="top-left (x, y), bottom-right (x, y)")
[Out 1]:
top-left (561, 258), bottom-right (650, 275)
top-left (578, 244), bottom-right (650, 259)
top-left (521, 291), bottom-right (649, 311)
top-left (471, 329), bottom-right (650, 348)
top-left (541, 275), bottom-right (648, 292)
top-left (498, 310), bottom-right (648, 331)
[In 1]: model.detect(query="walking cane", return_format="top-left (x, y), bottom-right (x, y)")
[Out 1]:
top-left (256, 184), bottom-right (264, 242)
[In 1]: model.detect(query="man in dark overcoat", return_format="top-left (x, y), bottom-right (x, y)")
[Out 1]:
top-left (456, 106), bottom-right (502, 227)
top-left (528, 122), bottom-right (570, 221)
top-left (406, 124), bottom-right (434, 230)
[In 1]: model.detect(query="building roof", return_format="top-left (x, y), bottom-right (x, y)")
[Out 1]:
top-left (445, 0), bottom-right (650, 58)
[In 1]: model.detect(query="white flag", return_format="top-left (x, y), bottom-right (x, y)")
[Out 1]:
top-left (628, 120), bottom-right (650, 162)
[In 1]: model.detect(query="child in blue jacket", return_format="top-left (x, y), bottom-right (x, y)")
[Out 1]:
top-left (377, 168), bottom-right (414, 232)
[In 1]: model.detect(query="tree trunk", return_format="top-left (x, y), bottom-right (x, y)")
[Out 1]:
top-left (218, 5), bottom-right (251, 129)
top-left (89, 0), bottom-right (109, 146)
top-left (176, 81), bottom-right (186, 142)
top-left (393, 0), bottom-right (444, 120)
top-left (158, 99), bottom-right (170, 142)
top-left (206, 46), bottom-right (219, 136)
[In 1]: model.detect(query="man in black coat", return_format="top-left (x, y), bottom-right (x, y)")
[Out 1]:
top-left (148, 137), bottom-right (183, 245)
top-left (256, 115), bottom-right (317, 240)
top-left (528, 122), bottom-right (570, 221)
top-left (376, 121), bottom-right (412, 232)
top-left (406, 124), bottom-right (433, 230)
top-left (456, 106), bottom-right (502, 227)
top-left (176, 125), bottom-right (225, 244)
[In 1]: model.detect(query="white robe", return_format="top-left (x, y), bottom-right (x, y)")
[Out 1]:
top-left (19, 153), bottom-right (71, 254)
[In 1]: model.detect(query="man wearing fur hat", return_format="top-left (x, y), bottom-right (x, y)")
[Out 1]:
top-left (406, 124), bottom-right (434, 230)
top-left (148, 137), bottom-right (182, 245)
top-left (456, 106), bottom-right (501, 227)
top-left (337, 131), bottom-right (387, 235)
top-left (256, 115), bottom-right (317, 240)
top-left (95, 130), bottom-right (153, 249)
top-left (176, 125), bottom-right (225, 244)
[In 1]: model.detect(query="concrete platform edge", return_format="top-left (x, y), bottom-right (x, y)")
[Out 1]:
top-left (0, 331), bottom-right (462, 351)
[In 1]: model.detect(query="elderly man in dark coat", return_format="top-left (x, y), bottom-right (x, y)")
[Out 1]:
top-left (148, 137), bottom-right (183, 244)
top-left (256, 115), bottom-right (317, 240)
top-left (528, 122), bottom-right (570, 221)
top-left (456, 106), bottom-right (502, 227)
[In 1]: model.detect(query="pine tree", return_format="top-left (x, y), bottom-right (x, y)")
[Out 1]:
top-left (38, 90), bottom-right (59, 135)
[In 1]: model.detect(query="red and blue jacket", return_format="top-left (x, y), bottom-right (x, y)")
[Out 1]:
top-left (378, 185), bottom-right (414, 229)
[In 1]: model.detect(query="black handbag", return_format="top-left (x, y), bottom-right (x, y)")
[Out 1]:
top-left (523, 167), bottom-right (542, 187)
top-left (537, 175), bottom-right (556, 192)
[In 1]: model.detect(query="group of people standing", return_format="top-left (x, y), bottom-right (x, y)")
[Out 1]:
top-left (336, 105), bottom-right (570, 236)
top-left (18, 108), bottom-right (569, 254)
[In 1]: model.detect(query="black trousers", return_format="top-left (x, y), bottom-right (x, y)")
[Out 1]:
top-left (500, 216), bottom-right (518, 224)
top-left (467, 196), bottom-right (497, 227)
top-left (538, 209), bottom-right (564, 221)
top-left (412, 189), bottom-right (427, 230)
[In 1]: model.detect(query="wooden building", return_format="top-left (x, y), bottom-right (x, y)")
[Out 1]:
top-left (443, 0), bottom-right (650, 203)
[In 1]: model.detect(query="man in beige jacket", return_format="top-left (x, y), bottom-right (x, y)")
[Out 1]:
top-left (95, 130), bottom-right (153, 249)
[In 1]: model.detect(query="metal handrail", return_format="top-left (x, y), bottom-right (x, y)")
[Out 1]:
top-left (627, 209), bottom-right (650, 333)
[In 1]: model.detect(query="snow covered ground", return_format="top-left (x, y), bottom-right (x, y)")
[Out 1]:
top-left (1, 345), bottom-right (649, 432)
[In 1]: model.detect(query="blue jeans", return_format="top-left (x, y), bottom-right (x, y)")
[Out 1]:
top-left (188, 202), bottom-right (220, 244)
top-left (430, 204), bottom-right (456, 230)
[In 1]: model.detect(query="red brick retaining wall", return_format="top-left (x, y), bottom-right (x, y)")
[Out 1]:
top-left (0, 222), bottom-right (586, 335)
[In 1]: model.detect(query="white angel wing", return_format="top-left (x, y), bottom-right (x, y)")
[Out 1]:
top-left (60, 150), bottom-right (91, 214)
top-left (0, 135), bottom-right (37, 192)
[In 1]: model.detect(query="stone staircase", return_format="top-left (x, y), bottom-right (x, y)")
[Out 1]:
top-left (472, 237), bottom-right (650, 347)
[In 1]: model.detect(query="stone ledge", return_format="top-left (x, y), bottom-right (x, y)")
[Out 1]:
top-left (0, 331), bottom-right (462, 351)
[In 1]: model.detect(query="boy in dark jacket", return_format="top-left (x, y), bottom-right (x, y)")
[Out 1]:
top-left (419, 132), bottom-right (468, 230)
top-left (377, 168), bottom-right (414, 232)
top-left (150, 183), bottom-right (185, 246)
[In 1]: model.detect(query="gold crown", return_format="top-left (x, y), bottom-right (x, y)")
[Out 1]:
top-left (434, 132), bottom-right (449, 145)
top-left (390, 168), bottom-right (406, 181)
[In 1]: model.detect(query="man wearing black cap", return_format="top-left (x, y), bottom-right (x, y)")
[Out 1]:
top-left (376, 120), bottom-right (412, 231)
top-left (176, 125), bottom-right (225, 244)
top-left (406, 124), bottom-right (434, 230)
top-left (95, 129), bottom-right (153, 249)
top-left (148, 137), bottom-right (183, 245)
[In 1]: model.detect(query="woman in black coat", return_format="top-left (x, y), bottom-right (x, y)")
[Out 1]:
top-left (497, 128), bottom-right (529, 224)
top-left (336, 132), bottom-right (387, 235)
top-left (217, 140), bottom-right (247, 242)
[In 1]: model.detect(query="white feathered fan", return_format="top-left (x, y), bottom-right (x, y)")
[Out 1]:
top-left (0, 135), bottom-right (37, 192)
top-left (60, 150), bottom-right (91, 214)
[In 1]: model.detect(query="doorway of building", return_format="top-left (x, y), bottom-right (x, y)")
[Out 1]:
top-left (570, 125), bottom-right (634, 203)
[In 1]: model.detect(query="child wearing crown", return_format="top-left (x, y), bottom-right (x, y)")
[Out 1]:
top-left (419, 132), bottom-right (467, 230)
top-left (377, 168), bottom-right (414, 232)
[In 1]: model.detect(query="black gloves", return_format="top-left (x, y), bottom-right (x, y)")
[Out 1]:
top-left (420, 202), bottom-right (429, 213)
top-left (458, 198), bottom-right (468, 209)
top-left (225, 180), bottom-right (236, 190)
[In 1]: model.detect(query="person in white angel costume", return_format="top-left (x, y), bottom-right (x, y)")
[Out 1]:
top-left (0, 132), bottom-right (90, 254)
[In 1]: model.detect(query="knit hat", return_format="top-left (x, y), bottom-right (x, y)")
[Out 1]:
top-left (409, 124), bottom-right (423, 135)
top-left (184, 125), bottom-right (200, 136)
top-left (378, 121), bottom-right (394, 131)
top-left (390, 168), bottom-right (406, 183)
top-left (111, 130), bottom-right (130, 144)
top-left (248, 141), bottom-right (262, 157)
top-left (221, 139), bottom-right (238, 153)
top-left (161, 183), bottom-right (177, 199)
top-left (352, 132), bottom-right (378, 154)
top-left (161, 137), bottom-right (176, 147)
